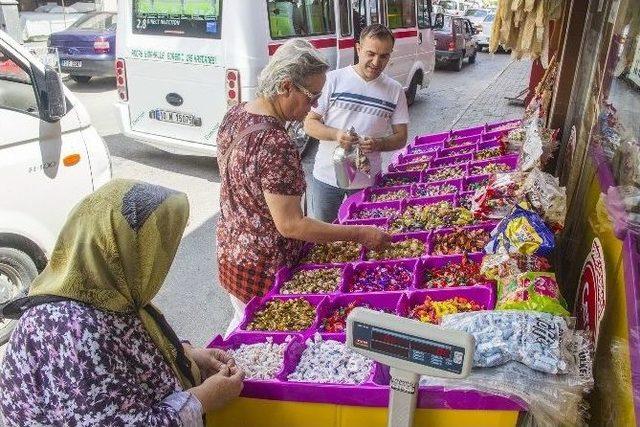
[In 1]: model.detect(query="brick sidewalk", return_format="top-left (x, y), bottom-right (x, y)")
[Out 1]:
top-left (450, 58), bottom-right (531, 129)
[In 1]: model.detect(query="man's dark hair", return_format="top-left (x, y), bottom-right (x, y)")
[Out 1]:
top-left (359, 23), bottom-right (395, 46)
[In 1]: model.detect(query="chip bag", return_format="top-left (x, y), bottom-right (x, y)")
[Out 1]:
top-left (497, 272), bottom-right (570, 316)
top-left (486, 205), bottom-right (555, 256)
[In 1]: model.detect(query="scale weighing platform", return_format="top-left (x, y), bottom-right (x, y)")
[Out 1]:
top-left (347, 308), bottom-right (475, 427)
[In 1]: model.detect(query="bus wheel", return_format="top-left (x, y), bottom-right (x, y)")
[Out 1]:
top-left (406, 73), bottom-right (420, 106)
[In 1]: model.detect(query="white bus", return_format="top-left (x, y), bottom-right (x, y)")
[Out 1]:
top-left (116, 0), bottom-right (436, 157)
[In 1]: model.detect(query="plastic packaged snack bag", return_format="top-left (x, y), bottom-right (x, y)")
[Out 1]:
top-left (440, 311), bottom-right (582, 375)
top-left (497, 272), bottom-right (570, 316)
top-left (485, 205), bottom-right (555, 256)
top-left (521, 168), bottom-right (567, 232)
top-left (470, 172), bottom-right (522, 220)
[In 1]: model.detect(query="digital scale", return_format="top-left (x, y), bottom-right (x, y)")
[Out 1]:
top-left (347, 308), bottom-right (475, 427)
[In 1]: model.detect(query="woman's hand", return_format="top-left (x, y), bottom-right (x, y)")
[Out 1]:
top-left (184, 345), bottom-right (236, 379)
top-left (355, 226), bottom-right (391, 250)
top-left (189, 365), bottom-right (245, 413)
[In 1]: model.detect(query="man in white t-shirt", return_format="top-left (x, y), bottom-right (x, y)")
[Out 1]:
top-left (304, 24), bottom-right (409, 222)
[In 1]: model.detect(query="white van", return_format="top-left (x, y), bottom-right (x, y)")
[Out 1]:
top-left (115, 0), bottom-right (437, 157)
top-left (0, 30), bottom-right (112, 342)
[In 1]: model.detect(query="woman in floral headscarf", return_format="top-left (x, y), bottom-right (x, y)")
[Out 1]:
top-left (0, 180), bottom-right (244, 426)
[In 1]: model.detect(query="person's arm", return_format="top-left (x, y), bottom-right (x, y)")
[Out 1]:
top-left (360, 123), bottom-right (408, 154)
top-left (304, 111), bottom-right (357, 149)
top-left (263, 191), bottom-right (390, 249)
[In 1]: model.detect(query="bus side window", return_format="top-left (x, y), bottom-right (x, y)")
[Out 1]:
top-left (339, 0), bottom-right (352, 36)
top-left (386, 0), bottom-right (416, 29)
top-left (267, 0), bottom-right (337, 39)
top-left (369, 1), bottom-right (379, 24)
top-left (417, 0), bottom-right (432, 29)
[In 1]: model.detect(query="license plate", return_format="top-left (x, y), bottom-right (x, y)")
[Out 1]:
top-left (61, 59), bottom-right (82, 68)
top-left (151, 109), bottom-right (198, 127)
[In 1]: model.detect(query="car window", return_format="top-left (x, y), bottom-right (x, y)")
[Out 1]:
top-left (464, 9), bottom-right (486, 17)
top-left (452, 18), bottom-right (462, 33)
top-left (484, 14), bottom-right (494, 22)
top-left (0, 51), bottom-right (39, 116)
top-left (71, 13), bottom-right (116, 30)
top-left (440, 0), bottom-right (458, 11)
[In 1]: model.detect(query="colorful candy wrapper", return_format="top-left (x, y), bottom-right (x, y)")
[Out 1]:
top-left (485, 205), bottom-right (555, 256)
top-left (496, 272), bottom-right (569, 316)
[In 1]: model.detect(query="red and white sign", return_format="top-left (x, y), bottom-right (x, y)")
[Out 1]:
top-left (575, 238), bottom-right (607, 347)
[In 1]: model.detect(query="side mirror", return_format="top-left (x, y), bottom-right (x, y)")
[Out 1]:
top-left (434, 13), bottom-right (444, 29)
top-left (42, 65), bottom-right (67, 122)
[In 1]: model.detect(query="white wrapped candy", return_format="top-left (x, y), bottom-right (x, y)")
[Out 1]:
top-left (288, 333), bottom-right (373, 384)
top-left (228, 336), bottom-right (291, 380)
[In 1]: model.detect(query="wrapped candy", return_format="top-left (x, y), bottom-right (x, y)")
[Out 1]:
top-left (421, 256), bottom-right (489, 289)
top-left (227, 336), bottom-right (291, 380)
top-left (485, 205), bottom-right (555, 256)
top-left (304, 242), bottom-right (362, 264)
top-left (280, 268), bottom-right (342, 294)
top-left (432, 228), bottom-right (491, 255)
top-left (247, 298), bottom-right (316, 332)
top-left (349, 264), bottom-right (413, 292)
top-left (321, 301), bottom-right (392, 333)
top-left (409, 296), bottom-right (484, 324)
top-left (389, 202), bottom-right (474, 233)
top-left (367, 238), bottom-right (425, 260)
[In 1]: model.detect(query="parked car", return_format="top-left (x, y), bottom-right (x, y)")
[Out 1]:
top-left (48, 11), bottom-right (116, 83)
top-left (476, 12), bottom-right (494, 51)
top-left (0, 30), bottom-right (112, 343)
top-left (463, 8), bottom-right (490, 30)
top-left (433, 14), bottom-right (478, 71)
top-left (438, 0), bottom-right (466, 16)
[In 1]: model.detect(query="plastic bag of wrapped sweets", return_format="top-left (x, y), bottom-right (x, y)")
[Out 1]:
top-left (522, 168), bottom-right (567, 232)
top-left (470, 172), bottom-right (523, 220)
top-left (496, 272), bottom-right (570, 316)
top-left (481, 247), bottom-right (552, 282)
top-left (440, 311), bottom-right (581, 374)
top-left (485, 205), bottom-right (555, 256)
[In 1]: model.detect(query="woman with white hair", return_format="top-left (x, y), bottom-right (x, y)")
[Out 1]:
top-left (216, 39), bottom-right (390, 335)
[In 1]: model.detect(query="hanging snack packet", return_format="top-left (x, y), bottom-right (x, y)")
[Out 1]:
top-left (471, 172), bottom-right (522, 220)
top-left (497, 272), bottom-right (570, 316)
top-left (486, 205), bottom-right (555, 256)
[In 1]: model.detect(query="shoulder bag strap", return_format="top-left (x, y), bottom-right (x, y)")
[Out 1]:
top-left (219, 122), bottom-right (276, 173)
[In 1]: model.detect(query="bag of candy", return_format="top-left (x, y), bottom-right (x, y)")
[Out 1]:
top-left (470, 172), bottom-right (522, 220)
top-left (496, 272), bottom-right (570, 316)
top-left (485, 205), bottom-right (555, 256)
top-left (521, 168), bottom-right (567, 232)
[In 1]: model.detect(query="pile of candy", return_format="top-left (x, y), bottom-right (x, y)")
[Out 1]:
top-left (414, 183), bottom-right (458, 198)
top-left (389, 202), bottom-right (474, 233)
top-left (354, 207), bottom-right (397, 220)
top-left (445, 146), bottom-right (474, 156)
top-left (458, 194), bottom-right (473, 209)
top-left (227, 336), bottom-right (291, 380)
top-left (367, 238), bottom-right (425, 260)
top-left (370, 189), bottom-right (409, 202)
top-left (466, 179), bottom-right (489, 191)
top-left (349, 264), bottom-right (413, 292)
top-left (247, 298), bottom-right (316, 331)
top-left (401, 162), bottom-right (429, 172)
top-left (432, 228), bottom-right (491, 255)
top-left (474, 147), bottom-right (504, 160)
top-left (426, 167), bottom-right (465, 182)
top-left (437, 157), bottom-right (469, 167)
top-left (471, 163), bottom-right (512, 175)
top-left (381, 176), bottom-right (413, 187)
top-left (409, 296), bottom-right (484, 324)
top-left (280, 268), bottom-right (342, 294)
top-left (320, 301), bottom-right (392, 332)
top-left (304, 242), bottom-right (362, 264)
top-left (410, 145), bottom-right (439, 154)
top-left (421, 257), bottom-right (487, 288)
top-left (406, 154), bottom-right (432, 163)
top-left (288, 333), bottom-right (373, 384)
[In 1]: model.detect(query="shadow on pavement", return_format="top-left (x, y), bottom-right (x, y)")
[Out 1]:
top-left (153, 212), bottom-right (231, 346)
top-left (103, 134), bottom-right (221, 182)
top-left (65, 77), bottom-right (117, 93)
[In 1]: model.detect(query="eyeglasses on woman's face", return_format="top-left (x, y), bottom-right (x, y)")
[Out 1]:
top-left (293, 82), bottom-right (322, 104)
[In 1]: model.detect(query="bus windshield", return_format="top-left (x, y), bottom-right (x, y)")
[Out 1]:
top-left (132, 0), bottom-right (222, 39)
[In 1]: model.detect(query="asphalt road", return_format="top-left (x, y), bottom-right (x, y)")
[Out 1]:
top-left (66, 51), bottom-right (518, 346)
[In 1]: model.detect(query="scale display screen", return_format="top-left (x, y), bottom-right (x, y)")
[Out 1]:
top-left (353, 321), bottom-right (465, 374)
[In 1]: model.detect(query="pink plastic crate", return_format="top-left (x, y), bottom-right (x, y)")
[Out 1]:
top-left (431, 153), bottom-right (473, 169)
top-left (271, 264), bottom-right (346, 296)
top-left (451, 124), bottom-right (484, 138)
top-left (415, 253), bottom-right (491, 289)
top-left (412, 179), bottom-right (462, 199)
top-left (397, 285), bottom-right (496, 322)
top-left (238, 295), bottom-right (327, 335)
top-left (392, 160), bottom-right (431, 173)
top-left (469, 154), bottom-right (519, 176)
top-left (415, 131), bottom-right (449, 145)
top-left (485, 119), bottom-right (521, 133)
top-left (364, 185), bottom-right (411, 203)
top-left (438, 143), bottom-right (477, 159)
top-left (445, 134), bottom-right (481, 148)
top-left (407, 143), bottom-right (441, 155)
top-left (343, 259), bottom-right (418, 293)
top-left (423, 165), bottom-right (466, 183)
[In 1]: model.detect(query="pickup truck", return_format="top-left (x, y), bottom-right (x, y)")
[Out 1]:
top-left (433, 14), bottom-right (478, 71)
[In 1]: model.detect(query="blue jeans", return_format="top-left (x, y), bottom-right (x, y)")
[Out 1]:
top-left (309, 176), bottom-right (360, 223)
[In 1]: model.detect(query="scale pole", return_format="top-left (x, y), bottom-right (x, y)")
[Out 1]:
top-left (388, 368), bottom-right (420, 427)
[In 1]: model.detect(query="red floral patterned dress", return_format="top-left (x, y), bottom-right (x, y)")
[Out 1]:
top-left (216, 104), bottom-right (306, 303)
